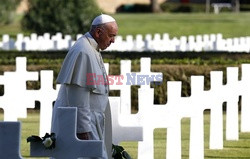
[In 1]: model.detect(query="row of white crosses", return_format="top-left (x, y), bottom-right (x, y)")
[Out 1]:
top-left (107, 58), bottom-right (250, 159)
top-left (1, 57), bottom-right (250, 158)
top-left (0, 57), bottom-right (59, 136)
top-left (1, 33), bottom-right (250, 52)
top-left (0, 33), bottom-right (82, 51)
top-left (211, 3), bottom-right (232, 14)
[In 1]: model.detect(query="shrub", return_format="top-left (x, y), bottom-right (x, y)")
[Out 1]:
top-left (160, 2), bottom-right (206, 13)
top-left (0, 0), bottom-right (20, 24)
top-left (240, 4), bottom-right (250, 11)
top-left (116, 4), bottom-right (151, 13)
top-left (21, 0), bottom-right (101, 36)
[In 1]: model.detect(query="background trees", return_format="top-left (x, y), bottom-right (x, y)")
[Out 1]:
top-left (150, 0), bottom-right (162, 12)
top-left (0, 0), bottom-right (20, 24)
top-left (21, 0), bottom-right (101, 36)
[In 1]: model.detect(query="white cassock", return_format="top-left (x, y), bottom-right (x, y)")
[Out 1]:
top-left (51, 32), bottom-right (112, 159)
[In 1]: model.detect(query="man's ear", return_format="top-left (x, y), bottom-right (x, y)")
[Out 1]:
top-left (95, 28), bottom-right (102, 38)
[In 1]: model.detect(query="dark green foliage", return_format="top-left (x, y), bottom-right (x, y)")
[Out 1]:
top-left (240, 4), bottom-right (250, 11)
top-left (116, 4), bottom-right (151, 13)
top-left (160, 2), bottom-right (206, 13)
top-left (21, 0), bottom-right (101, 36)
top-left (160, 2), bottom-right (250, 13)
top-left (27, 133), bottom-right (56, 149)
top-left (0, 0), bottom-right (20, 24)
top-left (112, 144), bottom-right (131, 159)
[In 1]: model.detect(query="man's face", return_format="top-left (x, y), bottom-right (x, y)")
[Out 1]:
top-left (97, 22), bottom-right (118, 50)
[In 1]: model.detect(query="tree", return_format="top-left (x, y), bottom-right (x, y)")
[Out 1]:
top-left (150, 0), bottom-right (162, 13)
top-left (0, 0), bottom-right (21, 24)
top-left (21, 0), bottom-right (101, 36)
top-left (232, 0), bottom-right (240, 12)
top-left (206, 0), bottom-right (210, 13)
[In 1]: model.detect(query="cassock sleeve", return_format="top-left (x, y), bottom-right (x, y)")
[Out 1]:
top-left (65, 84), bottom-right (92, 133)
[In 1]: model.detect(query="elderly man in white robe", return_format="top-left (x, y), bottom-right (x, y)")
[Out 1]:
top-left (51, 14), bottom-right (118, 159)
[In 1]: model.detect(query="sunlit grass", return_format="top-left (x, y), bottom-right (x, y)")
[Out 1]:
top-left (120, 112), bottom-right (250, 159)
top-left (0, 13), bottom-right (30, 39)
top-left (1, 111), bottom-right (250, 159)
top-left (1, 12), bottom-right (250, 40)
top-left (113, 12), bottom-right (250, 38)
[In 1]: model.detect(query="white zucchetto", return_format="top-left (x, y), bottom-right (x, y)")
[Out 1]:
top-left (91, 14), bottom-right (116, 26)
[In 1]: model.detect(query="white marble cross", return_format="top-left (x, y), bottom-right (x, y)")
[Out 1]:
top-left (189, 76), bottom-right (206, 159)
top-left (240, 64), bottom-right (250, 132)
top-left (30, 107), bottom-right (103, 159)
top-left (137, 80), bottom-right (203, 159)
top-left (106, 58), bottom-right (162, 148)
top-left (225, 67), bottom-right (240, 140)
top-left (106, 57), bottom-right (162, 115)
top-left (107, 60), bottom-right (132, 114)
top-left (137, 86), bottom-right (173, 159)
top-left (207, 71), bottom-right (224, 149)
top-left (0, 57), bottom-right (38, 121)
top-left (28, 70), bottom-right (60, 136)
top-left (130, 58), bottom-right (163, 90)
top-left (109, 97), bottom-right (143, 145)
top-left (137, 68), bottom-right (241, 159)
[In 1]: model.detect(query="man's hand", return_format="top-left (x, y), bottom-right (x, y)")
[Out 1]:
top-left (77, 132), bottom-right (91, 140)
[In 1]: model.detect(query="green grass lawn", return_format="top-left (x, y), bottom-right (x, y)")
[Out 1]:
top-left (112, 12), bottom-right (250, 38)
top-left (0, 14), bottom-right (30, 39)
top-left (1, 12), bottom-right (250, 39)
top-left (1, 111), bottom-right (250, 159)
